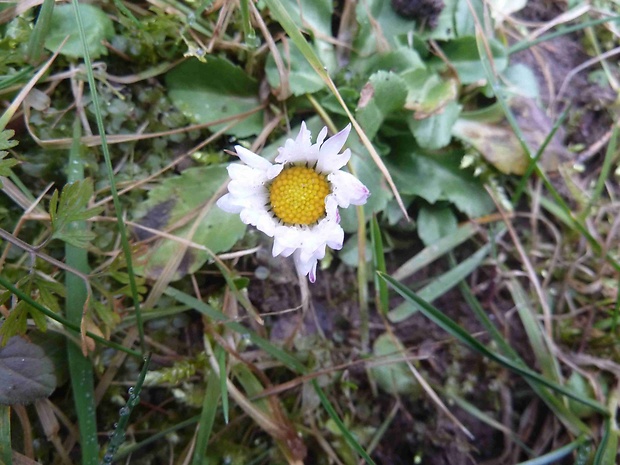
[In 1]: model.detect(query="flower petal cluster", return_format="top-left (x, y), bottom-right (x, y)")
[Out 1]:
top-left (217, 122), bottom-right (370, 282)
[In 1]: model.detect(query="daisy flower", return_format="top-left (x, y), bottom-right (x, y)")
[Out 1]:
top-left (217, 122), bottom-right (370, 283)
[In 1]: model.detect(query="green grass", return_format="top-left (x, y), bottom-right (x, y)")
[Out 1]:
top-left (1, 1), bottom-right (620, 463)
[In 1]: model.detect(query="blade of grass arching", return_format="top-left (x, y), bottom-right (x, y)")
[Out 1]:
top-left (71, 0), bottom-right (145, 354)
top-left (392, 223), bottom-right (478, 281)
top-left (515, 435), bottom-right (589, 465)
top-left (507, 279), bottom-right (562, 384)
top-left (262, 0), bottom-right (409, 219)
top-left (312, 379), bottom-right (377, 465)
top-left (456, 267), bottom-right (598, 435)
top-left (582, 123), bottom-right (618, 220)
top-left (370, 215), bottom-right (388, 314)
top-left (0, 405), bottom-right (10, 465)
top-left (102, 353), bottom-right (151, 464)
top-left (191, 348), bottom-right (221, 465)
top-left (379, 272), bottom-right (607, 417)
top-left (512, 105), bottom-right (570, 204)
top-left (593, 417), bottom-right (617, 465)
top-left (65, 118), bottom-right (98, 465)
top-left (508, 15), bottom-right (620, 55)
top-left (26, 0), bottom-right (54, 64)
top-left (0, 274), bottom-right (141, 357)
top-left (388, 244), bottom-right (490, 323)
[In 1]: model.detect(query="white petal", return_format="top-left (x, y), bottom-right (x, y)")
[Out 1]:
top-left (328, 170), bottom-right (370, 208)
top-left (293, 249), bottom-right (319, 283)
top-left (227, 165), bottom-right (269, 192)
top-left (273, 225), bottom-right (304, 249)
top-left (275, 122), bottom-right (319, 165)
top-left (272, 238), bottom-right (296, 257)
top-left (315, 126), bottom-right (328, 146)
top-left (240, 208), bottom-right (277, 235)
top-left (216, 194), bottom-right (243, 213)
top-left (296, 121), bottom-right (312, 145)
top-left (316, 148), bottom-right (351, 174)
top-left (235, 145), bottom-right (272, 170)
top-left (320, 124), bottom-right (350, 155)
top-left (228, 180), bottom-right (265, 197)
top-left (266, 163), bottom-right (284, 180)
top-left (255, 212), bottom-right (277, 237)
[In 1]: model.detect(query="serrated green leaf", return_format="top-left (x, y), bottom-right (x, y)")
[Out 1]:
top-left (356, 71), bottom-right (407, 139)
top-left (386, 137), bottom-right (493, 218)
top-left (53, 229), bottom-right (97, 249)
top-left (0, 336), bottom-right (56, 405)
top-left (44, 4), bottom-right (114, 59)
top-left (133, 165), bottom-right (246, 281)
top-left (49, 179), bottom-right (103, 245)
top-left (0, 130), bottom-right (18, 151)
top-left (166, 58), bottom-right (263, 138)
top-left (408, 100), bottom-right (462, 150)
top-left (35, 277), bottom-right (65, 314)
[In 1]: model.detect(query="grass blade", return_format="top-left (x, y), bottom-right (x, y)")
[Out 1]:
top-left (379, 272), bottom-right (608, 415)
top-left (192, 345), bottom-right (222, 464)
top-left (388, 244), bottom-right (490, 323)
top-left (71, 0), bottom-right (146, 354)
top-left (370, 215), bottom-right (388, 314)
top-left (65, 118), bottom-right (98, 465)
top-left (102, 353), bottom-right (151, 464)
top-left (26, 0), bottom-right (55, 64)
top-left (0, 405), bottom-right (10, 465)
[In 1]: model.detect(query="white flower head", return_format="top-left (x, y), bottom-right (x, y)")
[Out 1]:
top-left (217, 122), bottom-right (370, 283)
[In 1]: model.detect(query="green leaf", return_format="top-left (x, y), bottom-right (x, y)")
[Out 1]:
top-left (44, 4), bottom-right (114, 59)
top-left (408, 100), bottom-right (462, 150)
top-left (353, 0), bottom-right (414, 57)
top-left (362, 47), bottom-right (425, 75)
top-left (356, 71), bottom-right (408, 139)
top-left (265, 42), bottom-right (326, 96)
top-left (49, 178), bottom-right (103, 246)
top-left (370, 332), bottom-right (420, 395)
top-left (166, 58), bottom-right (264, 138)
top-left (502, 63), bottom-right (539, 98)
top-left (133, 165), bottom-right (246, 281)
top-left (0, 130), bottom-right (19, 186)
top-left (437, 36), bottom-right (508, 84)
top-left (417, 204), bottom-right (458, 246)
top-left (454, 0), bottom-right (484, 37)
top-left (0, 335), bottom-right (56, 405)
top-left (274, 0), bottom-right (333, 37)
top-left (402, 68), bottom-right (459, 117)
top-left (0, 130), bottom-right (18, 151)
top-left (386, 138), bottom-right (494, 218)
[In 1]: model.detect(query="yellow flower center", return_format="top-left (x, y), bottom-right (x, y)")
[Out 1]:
top-left (268, 166), bottom-right (330, 225)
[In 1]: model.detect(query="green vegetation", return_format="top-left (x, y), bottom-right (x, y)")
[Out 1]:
top-left (1, 0), bottom-right (620, 463)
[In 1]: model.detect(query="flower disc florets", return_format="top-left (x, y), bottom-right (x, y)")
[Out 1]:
top-left (217, 122), bottom-right (370, 283)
